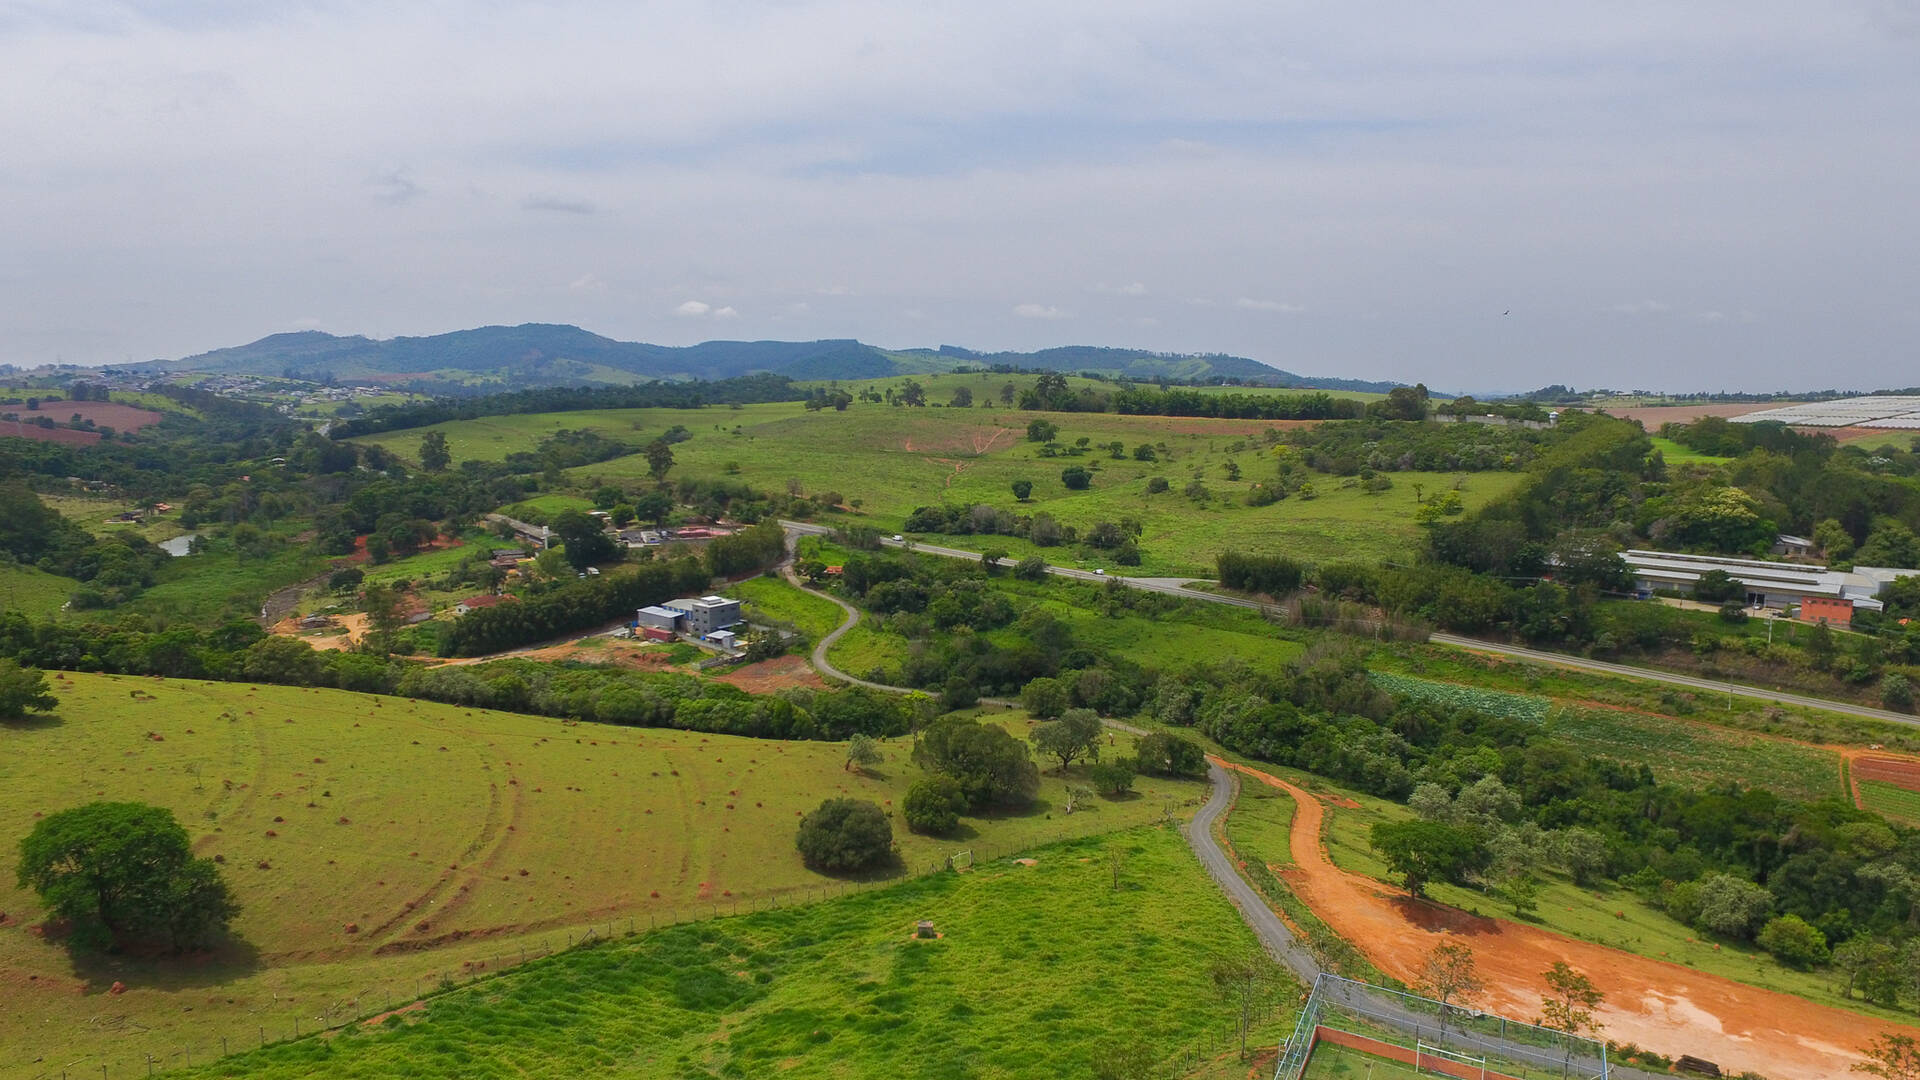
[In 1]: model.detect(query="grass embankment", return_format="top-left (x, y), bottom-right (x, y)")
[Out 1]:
top-left (168, 826), bottom-right (1295, 1080)
top-left (732, 574), bottom-right (845, 641)
top-left (352, 399), bottom-right (1520, 572)
top-left (0, 561), bottom-right (82, 618)
top-left (1648, 436), bottom-right (1733, 465)
top-left (0, 675), bottom-right (1204, 1078)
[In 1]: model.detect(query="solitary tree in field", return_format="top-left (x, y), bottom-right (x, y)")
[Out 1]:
top-left (1537, 961), bottom-right (1604, 1046)
top-left (1011, 479), bottom-right (1033, 501)
top-left (645, 439), bottom-right (675, 484)
top-left (0, 660), bottom-right (56, 720)
top-left (1857, 1033), bottom-right (1920, 1079)
top-left (844, 733), bottom-right (882, 774)
top-left (1031, 708), bottom-right (1103, 772)
top-left (1417, 942), bottom-right (1484, 1028)
top-left (17, 802), bottom-right (238, 952)
top-left (418, 430), bottom-right (452, 472)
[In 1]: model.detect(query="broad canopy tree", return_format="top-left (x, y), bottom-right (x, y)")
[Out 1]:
top-left (17, 801), bottom-right (238, 952)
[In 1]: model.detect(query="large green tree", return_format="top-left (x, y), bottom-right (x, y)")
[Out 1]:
top-left (17, 802), bottom-right (238, 951)
top-left (0, 660), bottom-right (57, 720)
top-left (552, 509), bottom-right (619, 570)
top-left (795, 798), bottom-right (893, 872)
top-left (1368, 820), bottom-right (1487, 898)
top-left (418, 430), bottom-right (452, 472)
top-left (911, 716), bottom-right (1039, 808)
top-left (1031, 707), bottom-right (1103, 772)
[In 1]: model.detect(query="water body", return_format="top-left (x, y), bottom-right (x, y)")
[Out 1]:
top-left (158, 533), bottom-right (199, 557)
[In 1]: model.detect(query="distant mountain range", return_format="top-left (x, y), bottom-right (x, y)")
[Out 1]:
top-left (139, 323), bottom-right (1407, 394)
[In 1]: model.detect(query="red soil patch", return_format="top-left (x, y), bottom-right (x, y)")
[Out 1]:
top-left (342, 532), bottom-right (464, 564)
top-left (1606, 402), bottom-right (1794, 430)
top-left (1852, 755), bottom-right (1920, 793)
top-left (1216, 756), bottom-right (1914, 1080)
top-left (715, 654), bottom-right (825, 694)
top-left (62, 402), bottom-right (163, 431)
top-left (0, 419), bottom-right (100, 445)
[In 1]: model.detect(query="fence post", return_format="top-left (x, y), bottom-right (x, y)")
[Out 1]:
top-left (146, 1054), bottom-right (153, 1077)
top-left (260, 1026), bottom-right (265, 1047)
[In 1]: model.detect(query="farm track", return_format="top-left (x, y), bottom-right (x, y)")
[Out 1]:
top-left (1221, 757), bottom-right (1911, 1080)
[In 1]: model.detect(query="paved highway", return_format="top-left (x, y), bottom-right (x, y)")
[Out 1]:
top-left (782, 520), bottom-right (1919, 730)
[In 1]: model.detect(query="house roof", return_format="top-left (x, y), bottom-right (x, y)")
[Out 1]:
top-left (638, 605), bottom-right (680, 619)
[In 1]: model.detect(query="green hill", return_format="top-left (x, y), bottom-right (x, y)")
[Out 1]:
top-left (140, 324), bottom-right (1404, 393)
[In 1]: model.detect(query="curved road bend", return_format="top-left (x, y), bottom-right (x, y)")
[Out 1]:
top-left (781, 521), bottom-right (1920, 731)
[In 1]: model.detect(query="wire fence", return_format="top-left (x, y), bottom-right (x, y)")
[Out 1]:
top-left (1275, 973), bottom-right (1609, 1080)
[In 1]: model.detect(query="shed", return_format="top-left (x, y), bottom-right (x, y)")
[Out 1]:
top-left (636, 605), bottom-right (681, 632)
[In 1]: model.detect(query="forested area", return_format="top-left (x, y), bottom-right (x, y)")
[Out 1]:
top-left (329, 373), bottom-right (804, 436)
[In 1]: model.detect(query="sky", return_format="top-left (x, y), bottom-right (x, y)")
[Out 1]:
top-left (1, 2), bottom-right (1916, 392)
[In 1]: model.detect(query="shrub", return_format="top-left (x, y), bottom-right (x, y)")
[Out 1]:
top-left (1756, 914), bottom-right (1829, 969)
top-left (1061, 465), bottom-right (1092, 490)
top-left (1693, 873), bottom-right (1773, 939)
top-left (795, 798), bottom-right (894, 872)
top-left (1883, 673), bottom-right (1914, 712)
top-left (1089, 758), bottom-right (1136, 795)
top-left (1145, 476), bottom-right (1169, 494)
top-left (1218, 551), bottom-right (1305, 596)
top-left (1014, 555), bottom-right (1049, 582)
top-left (903, 777), bottom-right (968, 835)
top-left (1135, 731), bottom-right (1206, 777)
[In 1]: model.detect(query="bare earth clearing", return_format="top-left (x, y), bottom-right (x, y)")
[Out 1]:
top-left (1219, 758), bottom-right (1914, 1080)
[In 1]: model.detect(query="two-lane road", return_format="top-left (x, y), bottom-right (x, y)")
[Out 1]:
top-left (780, 520), bottom-right (1920, 730)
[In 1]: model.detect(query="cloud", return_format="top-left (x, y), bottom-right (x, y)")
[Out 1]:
top-left (1013, 303), bottom-right (1068, 319)
top-left (289, 316), bottom-right (323, 329)
top-left (522, 195), bottom-right (596, 215)
top-left (785, 301), bottom-right (811, 314)
top-left (712, 305), bottom-right (739, 319)
top-left (1235, 298), bottom-right (1305, 314)
top-left (675, 300), bottom-right (711, 317)
top-left (367, 169), bottom-right (420, 205)
top-left (1610, 300), bottom-right (1672, 315)
top-left (568, 273), bottom-right (607, 293)
top-left (1094, 281), bottom-right (1148, 296)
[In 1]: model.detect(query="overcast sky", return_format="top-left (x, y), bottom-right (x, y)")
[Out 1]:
top-left (2, 2), bottom-right (1916, 391)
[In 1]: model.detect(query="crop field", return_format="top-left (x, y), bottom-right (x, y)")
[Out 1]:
top-left (1545, 703), bottom-right (1844, 803)
top-left (0, 675), bottom-right (1204, 1077)
top-left (1368, 672), bottom-right (1551, 724)
top-left (167, 825), bottom-right (1292, 1080)
top-left (352, 399), bottom-right (1520, 573)
top-left (1858, 779), bottom-right (1920, 826)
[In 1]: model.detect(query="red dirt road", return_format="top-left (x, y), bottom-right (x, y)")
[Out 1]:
top-left (1218, 759), bottom-right (1909, 1080)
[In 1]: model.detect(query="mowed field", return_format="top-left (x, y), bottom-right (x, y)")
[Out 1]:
top-left (353, 398), bottom-right (1521, 573)
top-left (0, 674), bottom-right (1204, 1078)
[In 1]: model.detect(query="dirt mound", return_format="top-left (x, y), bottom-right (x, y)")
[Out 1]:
top-left (715, 655), bottom-right (825, 694)
top-left (1217, 757), bottom-right (1915, 1080)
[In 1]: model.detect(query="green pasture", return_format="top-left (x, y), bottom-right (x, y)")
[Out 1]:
top-left (1649, 436), bottom-right (1732, 465)
top-left (732, 574), bottom-right (845, 641)
top-left (0, 675), bottom-right (1203, 1078)
top-left (131, 537), bottom-right (329, 624)
top-left (40, 493), bottom-right (190, 543)
top-left (171, 826), bottom-right (1293, 1080)
top-left (0, 561), bottom-right (80, 618)
top-left (352, 400), bottom-right (1517, 572)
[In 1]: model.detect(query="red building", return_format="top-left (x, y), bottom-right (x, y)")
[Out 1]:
top-left (1798, 596), bottom-right (1853, 628)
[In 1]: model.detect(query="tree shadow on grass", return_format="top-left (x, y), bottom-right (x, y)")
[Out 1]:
top-left (66, 933), bottom-right (264, 992)
top-left (811, 851), bottom-right (910, 884)
top-left (1, 712), bottom-right (65, 731)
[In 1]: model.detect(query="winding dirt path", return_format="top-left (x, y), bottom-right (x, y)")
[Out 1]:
top-left (1218, 758), bottom-right (1911, 1080)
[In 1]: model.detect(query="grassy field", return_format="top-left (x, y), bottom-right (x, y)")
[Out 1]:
top-left (1649, 436), bottom-right (1732, 465)
top-left (132, 537), bottom-right (330, 624)
top-left (732, 574), bottom-right (846, 641)
top-left (353, 399), bottom-right (1520, 573)
top-left (0, 560), bottom-right (81, 618)
top-left (0, 676), bottom-right (1205, 1078)
top-left (40, 494), bottom-right (191, 543)
top-left (166, 825), bottom-right (1295, 1080)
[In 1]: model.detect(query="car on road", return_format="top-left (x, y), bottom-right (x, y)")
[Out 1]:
top-left (891, 534), bottom-right (904, 542)
top-left (1093, 568), bottom-right (1104, 575)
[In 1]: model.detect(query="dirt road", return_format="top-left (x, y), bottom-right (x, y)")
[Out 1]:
top-left (1218, 758), bottom-right (1909, 1080)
